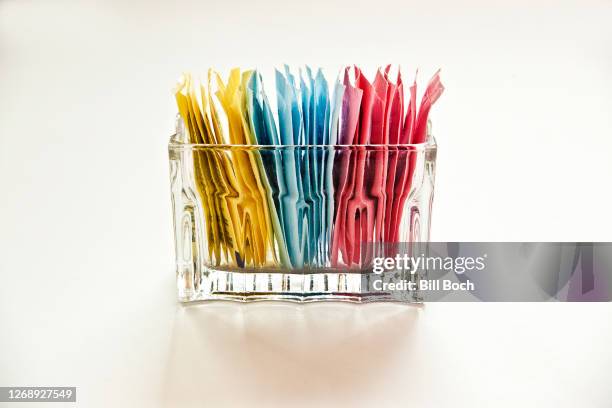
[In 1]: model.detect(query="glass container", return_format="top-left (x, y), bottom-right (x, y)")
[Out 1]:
top-left (169, 119), bottom-right (437, 302)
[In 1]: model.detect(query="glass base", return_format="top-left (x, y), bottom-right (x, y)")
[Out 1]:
top-left (178, 267), bottom-right (421, 303)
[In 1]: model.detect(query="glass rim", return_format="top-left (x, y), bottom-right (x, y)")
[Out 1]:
top-left (168, 136), bottom-right (437, 151)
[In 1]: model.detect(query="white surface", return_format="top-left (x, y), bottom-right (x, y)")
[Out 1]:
top-left (1, 0), bottom-right (611, 407)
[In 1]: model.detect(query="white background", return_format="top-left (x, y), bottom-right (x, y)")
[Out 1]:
top-left (1, 0), bottom-right (611, 407)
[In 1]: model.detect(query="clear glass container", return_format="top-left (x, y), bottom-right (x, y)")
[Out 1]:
top-left (169, 119), bottom-right (437, 302)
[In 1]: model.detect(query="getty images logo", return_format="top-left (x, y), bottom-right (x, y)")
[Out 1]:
top-left (372, 253), bottom-right (487, 275)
